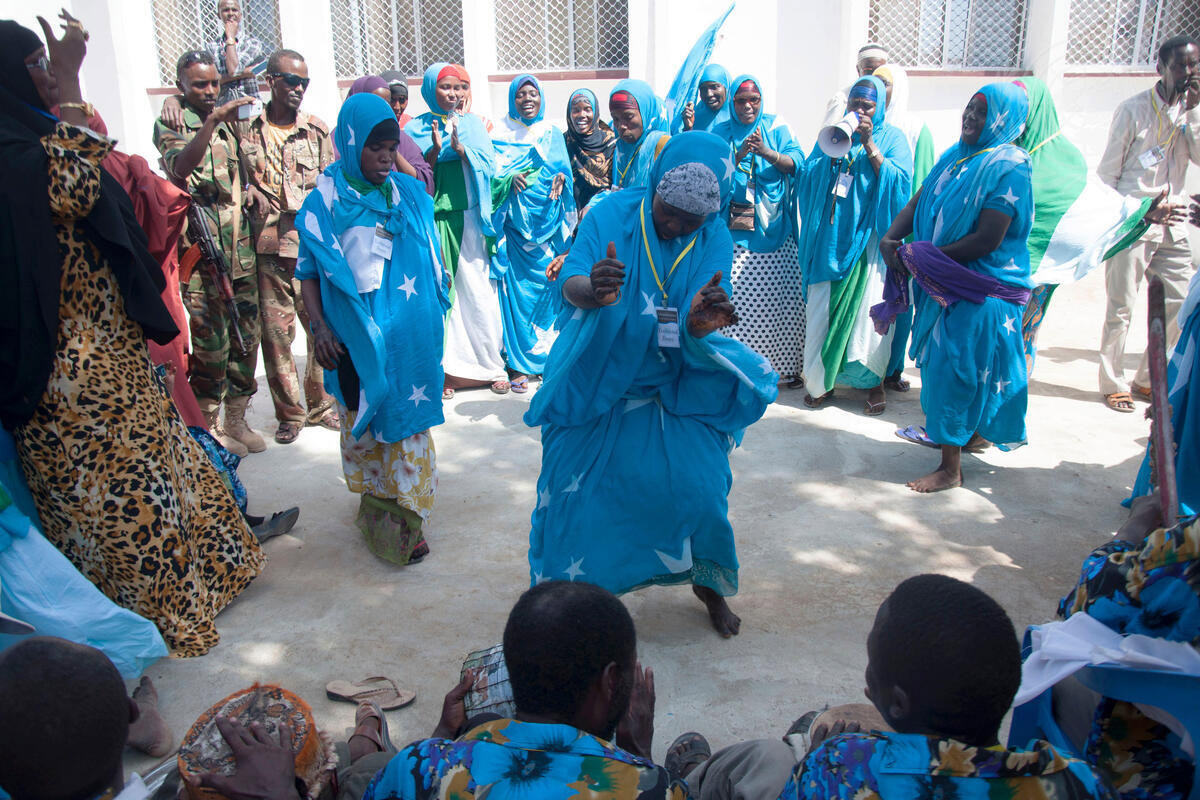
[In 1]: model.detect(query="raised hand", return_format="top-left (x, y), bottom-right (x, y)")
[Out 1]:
top-left (682, 101), bottom-right (695, 131)
top-left (687, 271), bottom-right (738, 337)
top-left (590, 241), bottom-right (625, 306)
top-left (856, 113), bottom-right (874, 145)
top-left (616, 663), bottom-right (655, 758)
top-left (36, 9), bottom-right (88, 80)
top-left (211, 96), bottom-right (256, 124)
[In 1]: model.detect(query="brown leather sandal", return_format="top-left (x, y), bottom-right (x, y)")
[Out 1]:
top-left (274, 421), bottom-right (303, 444)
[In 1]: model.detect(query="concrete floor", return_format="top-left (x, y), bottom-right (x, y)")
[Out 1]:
top-left (125, 267), bottom-right (1156, 777)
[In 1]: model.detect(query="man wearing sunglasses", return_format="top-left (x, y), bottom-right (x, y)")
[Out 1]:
top-left (240, 49), bottom-right (339, 445)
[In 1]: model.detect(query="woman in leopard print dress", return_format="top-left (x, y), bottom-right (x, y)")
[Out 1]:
top-left (0, 19), bottom-right (264, 657)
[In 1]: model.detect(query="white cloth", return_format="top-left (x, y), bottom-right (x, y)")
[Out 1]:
top-left (1016, 614), bottom-right (1200, 754)
top-left (115, 773), bottom-right (150, 800)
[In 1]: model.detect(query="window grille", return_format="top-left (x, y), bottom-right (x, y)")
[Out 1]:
top-left (151, 0), bottom-right (280, 85)
top-left (494, 0), bottom-right (629, 71)
top-left (1067, 0), bottom-right (1200, 67)
top-left (330, 0), bottom-right (465, 80)
top-left (868, 0), bottom-right (1029, 69)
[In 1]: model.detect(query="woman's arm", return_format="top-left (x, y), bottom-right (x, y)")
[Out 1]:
top-left (879, 190), bottom-right (920, 270)
top-left (300, 278), bottom-right (345, 370)
top-left (937, 209), bottom-right (1012, 264)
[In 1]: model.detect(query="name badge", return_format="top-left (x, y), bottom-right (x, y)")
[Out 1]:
top-left (745, 177), bottom-right (756, 205)
top-left (371, 224), bottom-right (393, 258)
top-left (834, 172), bottom-right (853, 198)
top-left (1139, 146), bottom-right (1165, 169)
top-left (656, 307), bottom-right (680, 348)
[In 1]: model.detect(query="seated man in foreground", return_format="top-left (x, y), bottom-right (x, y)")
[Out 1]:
top-left (674, 575), bottom-right (1115, 800)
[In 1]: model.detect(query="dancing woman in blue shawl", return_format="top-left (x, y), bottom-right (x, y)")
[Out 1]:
top-left (683, 63), bottom-right (731, 133)
top-left (297, 94), bottom-right (450, 564)
top-left (797, 76), bottom-right (912, 414)
top-left (525, 131), bottom-right (779, 637)
top-left (609, 79), bottom-right (671, 190)
top-left (491, 75), bottom-right (576, 388)
top-left (874, 83), bottom-right (1034, 493)
top-left (407, 64), bottom-right (508, 395)
top-left (710, 75), bottom-right (806, 383)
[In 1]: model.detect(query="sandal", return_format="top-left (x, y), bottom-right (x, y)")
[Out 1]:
top-left (895, 425), bottom-right (939, 449)
top-left (664, 732), bottom-right (711, 782)
top-left (883, 374), bottom-right (910, 392)
top-left (510, 375), bottom-right (529, 394)
top-left (326, 676), bottom-right (416, 710)
top-left (804, 391), bottom-right (833, 409)
top-left (348, 701), bottom-right (394, 754)
top-left (1105, 392), bottom-right (1135, 413)
top-left (442, 387), bottom-right (455, 400)
top-left (274, 421), bottom-right (302, 445)
top-left (1131, 383), bottom-right (1152, 401)
top-left (864, 399), bottom-right (886, 416)
top-left (784, 376), bottom-right (804, 390)
top-left (312, 408), bottom-right (341, 431)
top-left (490, 379), bottom-right (511, 395)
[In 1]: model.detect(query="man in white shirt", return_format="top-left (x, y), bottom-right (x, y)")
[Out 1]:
top-left (821, 43), bottom-right (889, 127)
top-left (1097, 35), bottom-right (1200, 412)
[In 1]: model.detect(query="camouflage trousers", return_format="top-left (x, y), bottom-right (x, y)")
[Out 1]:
top-left (257, 254), bottom-right (334, 424)
top-left (182, 271), bottom-right (261, 412)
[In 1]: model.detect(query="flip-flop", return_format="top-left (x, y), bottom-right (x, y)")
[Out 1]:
top-left (784, 376), bottom-right (804, 390)
top-left (804, 391), bottom-right (833, 409)
top-left (1104, 392), bottom-right (1135, 413)
top-left (325, 676), bottom-right (416, 710)
top-left (490, 380), bottom-right (511, 395)
top-left (442, 387), bottom-right (455, 400)
top-left (664, 731), bottom-right (711, 782)
top-left (311, 409), bottom-right (341, 431)
top-left (894, 425), bottom-right (939, 449)
top-left (864, 399), bottom-right (886, 416)
top-left (883, 374), bottom-right (910, 392)
top-left (510, 375), bottom-right (529, 394)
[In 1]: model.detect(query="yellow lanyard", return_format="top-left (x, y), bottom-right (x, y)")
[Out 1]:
top-left (1149, 88), bottom-right (1183, 151)
top-left (616, 139), bottom-right (646, 187)
top-left (1025, 130), bottom-right (1060, 155)
top-left (951, 146), bottom-right (996, 172)
top-left (639, 199), bottom-right (697, 304)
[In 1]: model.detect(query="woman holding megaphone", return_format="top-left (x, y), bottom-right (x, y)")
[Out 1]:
top-left (797, 75), bottom-right (913, 415)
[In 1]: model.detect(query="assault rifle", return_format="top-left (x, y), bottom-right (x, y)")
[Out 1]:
top-left (185, 202), bottom-right (247, 355)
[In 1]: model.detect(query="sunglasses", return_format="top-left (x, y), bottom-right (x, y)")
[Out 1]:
top-left (26, 55), bottom-right (52, 73)
top-left (270, 72), bottom-right (310, 89)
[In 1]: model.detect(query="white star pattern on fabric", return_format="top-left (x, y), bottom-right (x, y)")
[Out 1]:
top-left (1000, 188), bottom-right (1020, 206)
top-left (979, 367), bottom-right (990, 384)
top-left (398, 275), bottom-right (418, 299)
top-left (990, 110), bottom-right (1008, 132)
top-left (721, 154), bottom-right (735, 182)
top-left (563, 557), bottom-right (585, 580)
top-left (655, 539), bottom-right (693, 573)
top-left (642, 291), bottom-right (657, 317)
top-left (657, 349), bottom-right (668, 363)
top-left (572, 307), bottom-right (585, 321)
top-left (537, 487), bottom-right (551, 509)
top-left (564, 474), bottom-right (582, 493)
top-left (533, 571), bottom-right (547, 585)
top-left (408, 385), bottom-right (429, 406)
top-left (347, 127), bottom-right (356, 146)
top-left (1002, 316), bottom-right (1017, 334)
top-left (759, 360), bottom-right (774, 374)
top-left (304, 211), bottom-right (323, 241)
top-left (529, 325), bottom-right (557, 356)
top-left (995, 378), bottom-right (1011, 394)
top-left (1002, 259), bottom-right (1019, 271)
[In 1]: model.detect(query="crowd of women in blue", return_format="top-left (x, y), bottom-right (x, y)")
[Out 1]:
top-left (298, 60), bottom-right (1151, 634)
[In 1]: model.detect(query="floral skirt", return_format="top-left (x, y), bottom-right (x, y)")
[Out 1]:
top-left (339, 406), bottom-right (437, 565)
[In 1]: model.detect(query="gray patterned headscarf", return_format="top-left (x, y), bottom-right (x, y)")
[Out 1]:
top-left (655, 163), bottom-right (720, 216)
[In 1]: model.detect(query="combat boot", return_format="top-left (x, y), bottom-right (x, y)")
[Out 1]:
top-left (202, 407), bottom-right (248, 458)
top-left (224, 396), bottom-right (267, 453)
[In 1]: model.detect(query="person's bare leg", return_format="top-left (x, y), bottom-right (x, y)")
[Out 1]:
top-left (907, 444), bottom-right (963, 493)
top-left (693, 585), bottom-right (741, 637)
top-left (126, 677), bottom-right (172, 757)
top-left (348, 713), bottom-right (383, 764)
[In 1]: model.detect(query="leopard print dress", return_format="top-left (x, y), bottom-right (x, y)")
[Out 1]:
top-left (12, 123), bottom-right (266, 657)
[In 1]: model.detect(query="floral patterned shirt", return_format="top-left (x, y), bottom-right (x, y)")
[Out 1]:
top-left (781, 731), bottom-right (1114, 800)
top-left (363, 718), bottom-right (686, 800)
top-left (1058, 514), bottom-right (1199, 800)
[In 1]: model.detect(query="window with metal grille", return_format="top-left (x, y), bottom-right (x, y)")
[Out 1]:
top-left (868, 0), bottom-right (1029, 69)
top-left (1067, 0), bottom-right (1200, 67)
top-left (151, 0), bottom-right (280, 85)
top-left (494, 0), bottom-right (629, 72)
top-left (330, 0), bottom-right (465, 80)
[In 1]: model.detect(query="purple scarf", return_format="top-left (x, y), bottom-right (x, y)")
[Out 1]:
top-left (871, 241), bottom-right (1032, 335)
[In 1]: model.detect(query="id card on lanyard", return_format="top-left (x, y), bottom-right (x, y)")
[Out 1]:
top-left (640, 200), bottom-right (696, 348)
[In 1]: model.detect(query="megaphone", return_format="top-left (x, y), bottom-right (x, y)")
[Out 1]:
top-left (818, 112), bottom-right (860, 158)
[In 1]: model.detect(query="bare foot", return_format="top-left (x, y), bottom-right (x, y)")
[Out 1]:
top-left (906, 466), bottom-right (962, 493)
top-left (693, 585), bottom-right (741, 637)
top-left (864, 385), bottom-right (886, 415)
top-left (126, 676), bottom-right (172, 757)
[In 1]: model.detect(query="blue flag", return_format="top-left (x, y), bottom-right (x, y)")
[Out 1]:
top-left (662, 3), bottom-right (736, 135)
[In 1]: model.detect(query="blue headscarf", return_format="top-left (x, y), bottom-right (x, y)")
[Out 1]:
top-left (609, 79), bottom-right (670, 189)
top-left (711, 74), bottom-right (805, 252)
top-left (797, 74), bottom-right (913, 289)
top-left (405, 62), bottom-right (498, 235)
top-left (297, 94), bottom-right (451, 441)
top-left (914, 81), bottom-right (1031, 247)
top-left (527, 130), bottom-right (777, 434)
top-left (692, 63), bottom-right (731, 132)
top-left (506, 73), bottom-right (545, 126)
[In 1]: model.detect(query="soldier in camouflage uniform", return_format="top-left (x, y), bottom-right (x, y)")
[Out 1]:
top-left (242, 49), bottom-right (338, 444)
top-left (153, 49), bottom-right (265, 456)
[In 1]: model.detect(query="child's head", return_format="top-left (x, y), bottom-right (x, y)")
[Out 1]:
top-left (360, 119), bottom-right (399, 186)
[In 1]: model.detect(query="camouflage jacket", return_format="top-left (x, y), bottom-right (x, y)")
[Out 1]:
top-left (153, 104), bottom-right (256, 281)
top-left (242, 107), bottom-right (333, 258)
